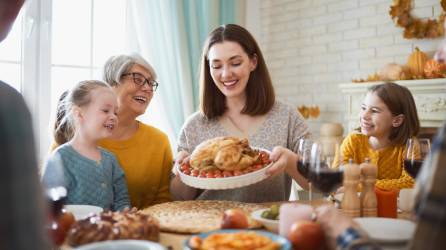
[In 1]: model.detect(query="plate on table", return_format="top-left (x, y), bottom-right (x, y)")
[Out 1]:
top-left (74, 240), bottom-right (165, 250)
top-left (354, 217), bottom-right (415, 243)
top-left (184, 229), bottom-right (291, 250)
top-left (64, 205), bottom-right (103, 220)
top-left (251, 209), bottom-right (279, 233)
top-left (177, 148), bottom-right (273, 190)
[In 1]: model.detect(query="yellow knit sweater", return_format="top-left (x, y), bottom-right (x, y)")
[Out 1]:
top-left (98, 122), bottom-right (173, 209)
top-left (340, 133), bottom-right (414, 190)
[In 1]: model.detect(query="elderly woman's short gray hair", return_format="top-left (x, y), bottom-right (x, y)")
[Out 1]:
top-left (102, 53), bottom-right (157, 87)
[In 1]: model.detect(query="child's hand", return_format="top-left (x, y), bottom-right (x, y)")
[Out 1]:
top-left (122, 207), bottom-right (137, 213)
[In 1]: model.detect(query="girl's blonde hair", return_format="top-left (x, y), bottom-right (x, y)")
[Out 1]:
top-left (53, 80), bottom-right (110, 144)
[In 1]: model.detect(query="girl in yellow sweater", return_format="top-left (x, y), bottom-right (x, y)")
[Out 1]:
top-left (341, 82), bottom-right (420, 190)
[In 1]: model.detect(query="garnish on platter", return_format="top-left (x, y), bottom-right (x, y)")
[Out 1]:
top-left (177, 137), bottom-right (273, 189)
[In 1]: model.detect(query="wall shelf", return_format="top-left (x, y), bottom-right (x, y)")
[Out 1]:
top-left (338, 79), bottom-right (446, 131)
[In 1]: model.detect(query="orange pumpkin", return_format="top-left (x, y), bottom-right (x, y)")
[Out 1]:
top-left (407, 47), bottom-right (428, 78)
top-left (424, 59), bottom-right (446, 79)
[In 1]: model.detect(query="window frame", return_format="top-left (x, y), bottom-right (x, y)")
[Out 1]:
top-left (19, 0), bottom-right (52, 162)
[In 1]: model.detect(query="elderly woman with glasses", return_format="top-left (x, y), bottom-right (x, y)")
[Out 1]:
top-left (97, 53), bottom-right (173, 209)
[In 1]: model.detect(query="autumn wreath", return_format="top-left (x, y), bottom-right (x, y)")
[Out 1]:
top-left (390, 0), bottom-right (446, 39)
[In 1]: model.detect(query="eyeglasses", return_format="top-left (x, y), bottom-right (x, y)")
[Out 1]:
top-left (122, 72), bottom-right (159, 91)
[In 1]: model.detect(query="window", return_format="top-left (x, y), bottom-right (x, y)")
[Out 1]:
top-left (0, 10), bottom-right (23, 92)
top-left (4, 0), bottom-right (128, 161)
top-left (51, 0), bottom-right (127, 105)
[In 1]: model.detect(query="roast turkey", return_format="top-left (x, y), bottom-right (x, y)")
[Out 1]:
top-left (189, 137), bottom-right (260, 171)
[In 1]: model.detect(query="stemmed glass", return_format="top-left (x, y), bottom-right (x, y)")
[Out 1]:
top-left (404, 138), bottom-right (431, 179)
top-left (296, 139), bottom-right (314, 201)
top-left (309, 141), bottom-right (344, 196)
top-left (42, 154), bottom-right (68, 247)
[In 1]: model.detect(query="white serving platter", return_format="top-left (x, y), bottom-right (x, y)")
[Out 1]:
top-left (177, 148), bottom-right (273, 190)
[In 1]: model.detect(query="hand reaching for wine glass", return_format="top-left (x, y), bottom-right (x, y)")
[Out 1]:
top-left (267, 146), bottom-right (309, 190)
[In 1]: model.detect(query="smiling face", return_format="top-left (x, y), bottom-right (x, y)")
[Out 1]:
top-left (360, 92), bottom-right (403, 141)
top-left (114, 64), bottom-right (154, 117)
top-left (207, 41), bottom-right (257, 101)
top-left (77, 87), bottom-right (118, 141)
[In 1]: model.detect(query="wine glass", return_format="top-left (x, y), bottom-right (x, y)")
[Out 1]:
top-left (309, 141), bottom-right (344, 196)
top-left (42, 153), bottom-right (68, 246)
top-left (404, 138), bottom-right (431, 179)
top-left (296, 139), bottom-right (313, 200)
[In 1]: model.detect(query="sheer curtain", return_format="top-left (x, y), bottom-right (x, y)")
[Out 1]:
top-left (126, 0), bottom-right (244, 152)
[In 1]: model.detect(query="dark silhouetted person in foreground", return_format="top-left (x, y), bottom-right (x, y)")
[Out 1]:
top-left (0, 0), bottom-right (50, 249)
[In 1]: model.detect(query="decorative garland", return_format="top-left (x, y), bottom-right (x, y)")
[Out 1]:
top-left (389, 0), bottom-right (446, 39)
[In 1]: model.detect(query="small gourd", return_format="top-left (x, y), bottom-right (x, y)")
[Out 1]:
top-left (424, 59), bottom-right (446, 79)
top-left (407, 47), bottom-right (428, 78)
top-left (378, 63), bottom-right (410, 81)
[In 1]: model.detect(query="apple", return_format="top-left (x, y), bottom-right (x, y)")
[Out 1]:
top-left (287, 221), bottom-right (325, 250)
top-left (188, 236), bottom-right (202, 249)
top-left (220, 209), bottom-right (249, 229)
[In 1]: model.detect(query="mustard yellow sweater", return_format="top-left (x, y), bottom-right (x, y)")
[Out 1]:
top-left (340, 133), bottom-right (414, 190)
top-left (98, 122), bottom-right (173, 209)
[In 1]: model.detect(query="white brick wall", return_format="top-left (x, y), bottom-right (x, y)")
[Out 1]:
top-left (246, 0), bottom-right (443, 136)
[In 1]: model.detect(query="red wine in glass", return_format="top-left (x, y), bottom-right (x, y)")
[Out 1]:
top-left (309, 169), bottom-right (344, 194)
top-left (46, 186), bottom-right (67, 246)
top-left (309, 141), bottom-right (344, 195)
top-left (405, 138), bottom-right (430, 180)
top-left (403, 160), bottom-right (423, 178)
top-left (298, 139), bottom-right (314, 201)
top-left (297, 160), bottom-right (311, 179)
top-left (46, 186), bottom-right (67, 217)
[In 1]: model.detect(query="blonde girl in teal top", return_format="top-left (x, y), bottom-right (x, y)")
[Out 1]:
top-left (42, 80), bottom-right (130, 211)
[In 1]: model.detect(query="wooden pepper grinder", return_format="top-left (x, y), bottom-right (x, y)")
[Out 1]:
top-left (360, 158), bottom-right (378, 217)
top-left (341, 159), bottom-right (361, 218)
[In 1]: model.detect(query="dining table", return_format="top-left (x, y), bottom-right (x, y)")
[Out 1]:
top-left (61, 198), bottom-right (413, 250)
top-left (156, 198), bottom-right (413, 250)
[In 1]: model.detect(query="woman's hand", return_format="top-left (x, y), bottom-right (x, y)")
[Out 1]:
top-left (173, 150), bottom-right (190, 175)
top-left (266, 146), bottom-right (296, 176)
top-left (170, 150), bottom-right (197, 200)
top-left (266, 146), bottom-right (309, 189)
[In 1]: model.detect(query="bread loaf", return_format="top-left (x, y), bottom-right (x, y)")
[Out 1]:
top-left (67, 210), bottom-right (159, 247)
